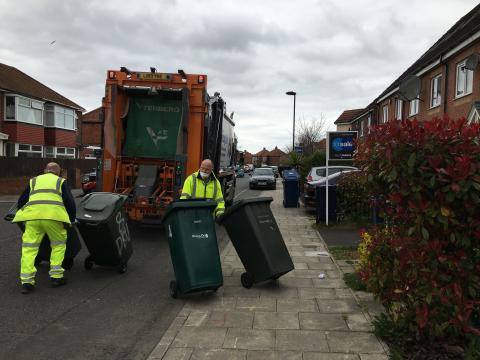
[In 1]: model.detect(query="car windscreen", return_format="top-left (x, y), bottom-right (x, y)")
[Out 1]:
top-left (254, 169), bottom-right (274, 176)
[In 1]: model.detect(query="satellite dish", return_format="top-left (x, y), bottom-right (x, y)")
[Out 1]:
top-left (398, 75), bottom-right (421, 101)
top-left (465, 53), bottom-right (480, 71)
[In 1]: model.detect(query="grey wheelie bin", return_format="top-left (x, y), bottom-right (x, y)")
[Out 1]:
top-left (162, 199), bottom-right (223, 298)
top-left (282, 169), bottom-right (300, 208)
top-left (4, 203), bottom-right (82, 270)
top-left (76, 192), bottom-right (132, 274)
top-left (220, 197), bottom-right (294, 288)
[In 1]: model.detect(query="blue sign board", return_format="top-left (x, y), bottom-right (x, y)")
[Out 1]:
top-left (327, 131), bottom-right (357, 160)
top-left (294, 146), bottom-right (303, 154)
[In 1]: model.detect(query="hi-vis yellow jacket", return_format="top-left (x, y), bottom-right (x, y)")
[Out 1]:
top-left (12, 173), bottom-right (71, 224)
top-left (180, 171), bottom-right (225, 218)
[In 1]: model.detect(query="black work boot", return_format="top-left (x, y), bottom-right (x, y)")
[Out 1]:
top-left (51, 277), bottom-right (67, 287)
top-left (21, 283), bottom-right (35, 294)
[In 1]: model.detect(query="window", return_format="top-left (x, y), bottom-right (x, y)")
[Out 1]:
top-left (382, 105), bottom-right (389, 123)
top-left (456, 60), bottom-right (473, 98)
top-left (16, 144), bottom-right (43, 158)
top-left (45, 105), bottom-right (75, 130)
top-left (430, 74), bottom-right (442, 108)
top-left (367, 114), bottom-right (372, 133)
top-left (5, 96), bottom-right (15, 119)
top-left (409, 98), bottom-right (419, 116)
top-left (45, 146), bottom-right (75, 159)
top-left (395, 99), bottom-right (403, 120)
top-left (5, 95), bottom-right (43, 125)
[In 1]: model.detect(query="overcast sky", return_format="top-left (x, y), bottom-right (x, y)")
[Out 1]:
top-left (1, 0), bottom-right (478, 153)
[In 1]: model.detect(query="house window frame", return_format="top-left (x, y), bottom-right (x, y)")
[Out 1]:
top-left (4, 94), bottom-right (44, 125)
top-left (45, 104), bottom-right (76, 130)
top-left (9, 143), bottom-right (44, 158)
top-left (45, 146), bottom-right (76, 159)
top-left (395, 99), bottom-right (403, 121)
top-left (455, 59), bottom-right (473, 99)
top-left (382, 105), bottom-right (389, 123)
top-left (360, 119), bottom-right (364, 137)
top-left (430, 74), bottom-right (442, 108)
top-left (367, 113), bottom-right (372, 133)
top-left (409, 98), bottom-right (419, 117)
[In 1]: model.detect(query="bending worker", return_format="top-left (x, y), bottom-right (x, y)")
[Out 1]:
top-left (13, 162), bottom-right (76, 294)
top-left (180, 159), bottom-right (225, 218)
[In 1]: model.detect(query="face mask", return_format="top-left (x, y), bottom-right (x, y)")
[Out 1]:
top-left (200, 171), bottom-right (209, 179)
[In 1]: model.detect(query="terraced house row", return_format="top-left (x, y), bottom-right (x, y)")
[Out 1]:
top-left (335, 4), bottom-right (480, 134)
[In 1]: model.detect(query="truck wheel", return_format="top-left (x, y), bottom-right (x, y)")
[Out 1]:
top-left (170, 280), bottom-right (178, 298)
top-left (241, 272), bottom-right (254, 289)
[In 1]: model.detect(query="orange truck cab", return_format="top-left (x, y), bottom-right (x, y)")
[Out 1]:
top-left (97, 68), bottom-right (237, 224)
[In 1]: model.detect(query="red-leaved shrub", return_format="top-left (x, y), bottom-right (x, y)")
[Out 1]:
top-left (356, 117), bottom-right (480, 340)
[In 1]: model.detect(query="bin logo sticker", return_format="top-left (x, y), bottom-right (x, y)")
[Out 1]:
top-left (168, 225), bottom-right (172, 238)
top-left (115, 212), bottom-right (130, 256)
top-left (192, 233), bottom-right (209, 239)
top-left (146, 127), bottom-right (168, 147)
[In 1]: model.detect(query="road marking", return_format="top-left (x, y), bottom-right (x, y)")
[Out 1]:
top-left (234, 188), bottom-right (249, 200)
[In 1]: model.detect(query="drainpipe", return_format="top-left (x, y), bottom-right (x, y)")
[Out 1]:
top-left (441, 54), bottom-right (448, 115)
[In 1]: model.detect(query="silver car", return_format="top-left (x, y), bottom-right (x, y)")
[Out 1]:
top-left (249, 167), bottom-right (276, 190)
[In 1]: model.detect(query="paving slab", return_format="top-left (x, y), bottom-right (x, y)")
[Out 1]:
top-left (275, 330), bottom-right (329, 352)
top-left (190, 349), bottom-right (247, 360)
top-left (303, 353), bottom-right (360, 360)
top-left (223, 328), bottom-right (276, 350)
top-left (298, 313), bottom-right (348, 331)
top-left (253, 312), bottom-right (300, 330)
top-left (247, 350), bottom-right (302, 360)
top-left (171, 327), bottom-right (227, 349)
top-left (326, 332), bottom-right (385, 353)
top-left (276, 299), bottom-right (318, 313)
top-left (236, 297), bottom-right (277, 312)
top-left (206, 311), bottom-right (254, 329)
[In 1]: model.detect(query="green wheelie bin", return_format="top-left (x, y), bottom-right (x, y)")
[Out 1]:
top-left (220, 197), bottom-right (294, 288)
top-left (162, 199), bottom-right (223, 298)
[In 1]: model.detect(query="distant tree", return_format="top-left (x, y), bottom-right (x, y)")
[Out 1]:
top-left (296, 115), bottom-right (326, 156)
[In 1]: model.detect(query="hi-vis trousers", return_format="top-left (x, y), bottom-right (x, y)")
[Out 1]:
top-left (20, 220), bottom-right (67, 284)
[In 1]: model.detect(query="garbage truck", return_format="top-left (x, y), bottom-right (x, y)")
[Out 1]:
top-left (97, 67), bottom-right (237, 223)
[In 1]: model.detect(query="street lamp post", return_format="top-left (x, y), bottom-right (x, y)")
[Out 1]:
top-left (286, 91), bottom-right (296, 152)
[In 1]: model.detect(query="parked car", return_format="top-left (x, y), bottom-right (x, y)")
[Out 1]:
top-left (236, 168), bottom-right (245, 178)
top-left (302, 169), bottom-right (359, 209)
top-left (81, 168), bottom-right (97, 195)
top-left (249, 167), bottom-right (276, 190)
top-left (306, 166), bottom-right (358, 182)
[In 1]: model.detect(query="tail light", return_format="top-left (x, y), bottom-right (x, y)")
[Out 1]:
top-left (307, 175), bottom-right (312, 182)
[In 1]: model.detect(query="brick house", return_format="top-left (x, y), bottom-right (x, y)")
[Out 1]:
top-left (333, 109), bottom-right (364, 131)
top-left (340, 4), bottom-right (480, 135)
top-left (0, 63), bottom-right (84, 158)
top-left (267, 146), bottom-right (288, 166)
top-left (253, 147), bottom-right (270, 167)
top-left (80, 107), bottom-right (102, 159)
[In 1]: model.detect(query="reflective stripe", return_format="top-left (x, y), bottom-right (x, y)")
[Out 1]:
top-left (50, 265), bottom-right (63, 270)
top-left (56, 177), bottom-right (62, 192)
top-left (180, 193), bottom-right (191, 198)
top-left (24, 200), bottom-right (65, 207)
top-left (49, 270), bottom-right (63, 276)
top-left (215, 209), bottom-right (225, 215)
top-left (50, 240), bottom-right (66, 246)
top-left (22, 242), bottom-right (40, 248)
top-left (191, 174), bottom-right (197, 199)
top-left (213, 180), bottom-right (218, 200)
top-left (21, 272), bottom-right (36, 278)
top-left (30, 189), bottom-right (62, 196)
top-left (31, 177), bottom-right (37, 191)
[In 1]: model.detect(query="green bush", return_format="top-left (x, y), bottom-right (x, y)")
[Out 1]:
top-left (336, 171), bottom-right (370, 223)
top-left (356, 117), bottom-right (480, 342)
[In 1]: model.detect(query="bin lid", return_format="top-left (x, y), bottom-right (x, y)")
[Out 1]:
top-left (282, 169), bottom-right (299, 180)
top-left (76, 192), bottom-right (126, 224)
top-left (162, 199), bottom-right (217, 224)
top-left (220, 196), bottom-right (273, 222)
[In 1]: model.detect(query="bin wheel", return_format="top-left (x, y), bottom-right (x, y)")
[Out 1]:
top-left (84, 256), bottom-right (94, 270)
top-left (118, 263), bottom-right (127, 274)
top-left (34, 257), bottom-right (42, 266)
top-left (241, 272), bottom-right (254, 289)
top-left (170, 280), bottom-right (178, 299)
top-left (62, 257), bottom-right (74, 270)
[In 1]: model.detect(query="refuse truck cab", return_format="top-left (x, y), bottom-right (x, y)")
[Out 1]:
top-left (98, 68), bottom-right (237, 223)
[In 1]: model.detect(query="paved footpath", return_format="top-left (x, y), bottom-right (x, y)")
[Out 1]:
top-left (147, 185), bottom-right (389, 360)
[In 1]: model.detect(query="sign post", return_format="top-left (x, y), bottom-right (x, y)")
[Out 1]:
top-left (325, 131), bottom-right (357, 226)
